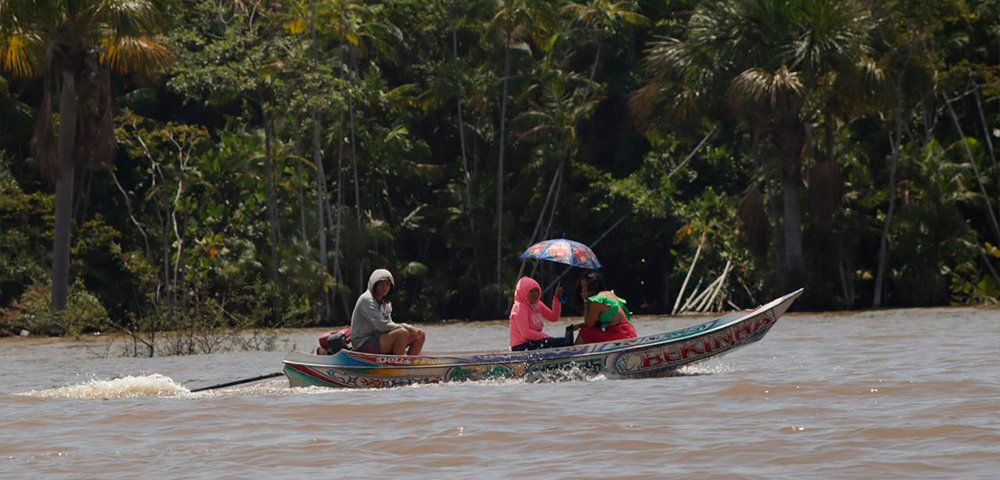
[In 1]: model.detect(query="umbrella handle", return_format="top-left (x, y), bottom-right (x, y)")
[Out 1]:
top-left (543, 265), bottom-right (575, 295)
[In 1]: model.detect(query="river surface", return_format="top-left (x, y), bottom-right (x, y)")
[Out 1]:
top-left (2, 307), bottom-right (998, 479)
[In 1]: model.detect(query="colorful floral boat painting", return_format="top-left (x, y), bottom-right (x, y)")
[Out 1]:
top-left (282, 289), bottom-right (803, 389)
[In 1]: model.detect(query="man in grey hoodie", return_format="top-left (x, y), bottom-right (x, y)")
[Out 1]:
top-left (350, 269), bottom-right (426, 355)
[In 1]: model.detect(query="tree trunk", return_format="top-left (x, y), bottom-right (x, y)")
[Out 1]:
top-left (309, 0), bottom-right (330, 320)
top-left (781, 174), bottom-right (804, 291)
top-left (971, 83), bottom-right (997, 172)
top-left (169, 162), bottom-right (186, 316)
top-left (51, 166), bottom-right (75, 312)
top-left (51, 68), bottom-right (79, 312)
top-left (776, 124), bottom-right (806, 292)
top-left (264, 110), bottom-right (280, 286)
top-left (837, 234), bottom-right (855, 309)
top-left (110, 169), bottom-right (152, 259)
top-left (672, 234), bottom-right (704, 315)
top-left (540, 160), bottom-right (563, 240)
top-left (170, 178), bottom-right (186, 325)
top-left (294, 117), bottom-right (309, 258)
top-left (311, 111), bottom-right (330, 320)
top-left (972, 84), bottom-right (1000, 228)
top-left (349, 96), bottom-right (361, 232)
top-left (517, 161), bottom-right (562, 280)
top-left (349, 95), bottom-right (364, 295)
top-left (873, 89), bottom-right (904, 308)
top-left (530, 164), bottom-right (565, 278)
top-left (495, 34), bottom-right (512, 311)
top-left (453, 22), bottom-right (475, 236)
top-left (157, 206), bottom-right (169, 352)
top-left (333, 113), bottom-right (346, 317)
top-left (824, 111), bottom-right (834, 163)
top-left (945, 95), bottom-right (1000, 246)
top-left (584, 43), bottom-right (601, 101)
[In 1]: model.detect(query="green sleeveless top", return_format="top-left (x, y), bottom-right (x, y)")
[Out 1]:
top-left (587, 291), bottom-right (633, 326)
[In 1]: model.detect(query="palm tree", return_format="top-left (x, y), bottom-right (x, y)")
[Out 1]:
top-left (438, 0), bottom-right (483, 237)
top-left (165, 1), bottom-right (291, 311)
top-left (866, 0), bottom-right (962, 308)
top-left (631, 0), bottom-right (875, 293)
top-left (562, 0), bottom-right (649, 99)
top-left (307, 0), bottom-right (401, 295)
top-left (0, 0), bottom-right (171, 312)
top-left (488, 0), bottom-right (553, 309)
top-left (281, 0), bottom-right (398, 316)
top-left (304, 0), bottom-right (335, 320)
top-left (513, 69), bottom-right (597, 278)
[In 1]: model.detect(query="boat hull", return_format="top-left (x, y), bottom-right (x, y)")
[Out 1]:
top-left (282, 289), bottom-right (802, 389)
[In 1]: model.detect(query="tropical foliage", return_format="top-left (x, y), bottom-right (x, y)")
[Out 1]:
top-left (1, 0), bottom-right (997, 345)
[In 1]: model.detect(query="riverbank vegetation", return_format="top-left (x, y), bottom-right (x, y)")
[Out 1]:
top-left (1, 0), bottom-right (997, 348)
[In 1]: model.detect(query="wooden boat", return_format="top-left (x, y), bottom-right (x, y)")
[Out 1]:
top-left (282, 289), bottom-right (803, 389)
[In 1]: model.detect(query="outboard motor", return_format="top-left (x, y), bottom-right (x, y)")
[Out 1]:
top-left (316, 328), bottom-right (351, 355)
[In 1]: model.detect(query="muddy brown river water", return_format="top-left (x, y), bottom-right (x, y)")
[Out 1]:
top-left (2, 307), bottom-right (997, 479)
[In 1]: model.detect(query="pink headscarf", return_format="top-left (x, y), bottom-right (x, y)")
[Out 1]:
top-left (513, 276), bottom-right (542, 312)
top-left (509, 276), bottom-right (561, 347)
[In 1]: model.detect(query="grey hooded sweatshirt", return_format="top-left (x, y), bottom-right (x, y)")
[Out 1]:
top-left (350, 269), bottom-right (402, 349)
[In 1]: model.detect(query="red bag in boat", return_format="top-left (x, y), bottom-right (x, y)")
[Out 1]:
top-left (316, 328), bottom-right (351, 355)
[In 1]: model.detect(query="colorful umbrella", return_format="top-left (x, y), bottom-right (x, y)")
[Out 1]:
top-left (518, 239), bottom-right (602, 270)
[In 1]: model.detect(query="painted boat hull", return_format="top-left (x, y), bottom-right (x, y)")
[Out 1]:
top-left (282, 289), bottom-right (803, 389)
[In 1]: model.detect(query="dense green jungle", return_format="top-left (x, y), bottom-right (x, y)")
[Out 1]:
top-left (1, 0), bottom-right (997, 353)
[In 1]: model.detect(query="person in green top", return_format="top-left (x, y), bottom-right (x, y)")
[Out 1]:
top-left (570, 271), bottom-right (638, 344)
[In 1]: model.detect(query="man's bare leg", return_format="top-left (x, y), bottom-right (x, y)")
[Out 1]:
top-left (406, 327), bottom-right (426, 355)
top-left (378, 328), bottom-right (411, 355)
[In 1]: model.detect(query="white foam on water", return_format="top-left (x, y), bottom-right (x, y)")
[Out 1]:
top-left (23, 374), bottom-right (189, 399)
top-left (177, 379), bottom-right (294, 397)
top-left (526, 364), bottom-right (608, 384)
top-left (287, 385), bottom-right (352, 394)
top-left (19, 363), bottom-right (721, 399)
top-left (427, 376), bottom-right (530, 389)
top-left (677, 361), bottom-right (735, 376)
top-left (14, 363), bottom-right (732, 399)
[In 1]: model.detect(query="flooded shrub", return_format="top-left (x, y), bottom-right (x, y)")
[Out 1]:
top-left (8, 280), bottom-right (110, 336)
top-left (117, 278), bottom-right (283, 357)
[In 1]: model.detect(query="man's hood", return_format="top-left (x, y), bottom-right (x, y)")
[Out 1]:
top-left (367, 269), bottom-right (395, 292)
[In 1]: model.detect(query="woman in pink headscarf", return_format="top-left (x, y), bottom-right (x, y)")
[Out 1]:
top-left (508, 276), bottom-right (570, 351)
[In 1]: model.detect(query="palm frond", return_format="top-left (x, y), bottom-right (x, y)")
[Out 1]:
top-left (91, 0), bottom-right (169, 36)
top-left (727, 65), bottom-right (805, 119)
top-left (791, 0), bottom-right (871, 72)
top-left (629, 80), bottom-right (707, 131)
top-left (100, 35), bottom-right (173, 78)
top-left (0, 31), bottom-right (44, 77)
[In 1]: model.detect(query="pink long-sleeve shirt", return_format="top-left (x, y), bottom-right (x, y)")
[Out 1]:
top-left (509, 276), bottom-right (562, 347)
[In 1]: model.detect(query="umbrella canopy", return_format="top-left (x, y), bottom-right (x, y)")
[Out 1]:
top-left (518, 239), bottom-right (602, 270)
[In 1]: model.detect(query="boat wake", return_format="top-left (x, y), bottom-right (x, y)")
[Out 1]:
top-left (22, 374), bottom-right (190, 399)
top-left (20, 374), bottom-right (301, 399)
top-left (19, 362), bottom-right (734, 399)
